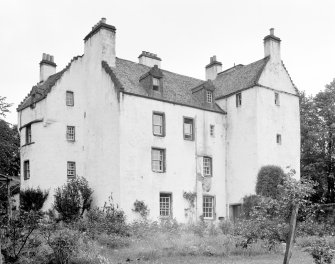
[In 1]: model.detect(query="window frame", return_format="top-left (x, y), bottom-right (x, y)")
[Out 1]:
top-left (67, 161), bottom-right (76, 179)
top-left (275, 92), bottom-right (280, 106)
top-left (206, 90), bottom-right (213, 103)
top-left (66, 91), bottom-right (74, 106)
top-left (25, 125), bottom-right (32, 144)
top-left (276, 134), bottom-right (282, 145)
top-left (236, 93), bottom-right (242, 107)
top-left (152, 77), bottom-right (160, 91)
top-left (183, 117), bottom-right (194, 141)
top-left (152, 112), bottom-right (165, 137)
top-left (66, 126), bottom-right (76, 142)
top-left (210, 125), bottom-right (215, 137)
top-left (203, 195), bottom-right (215, 219)
top-left (203, 156), bottom-right (212, 177)
top-left (159, 192), bottom-right (172, 217)
top-left (23, 160), bottom-right (30, 180)
top-left (151, 148), bottom-right (166, 173)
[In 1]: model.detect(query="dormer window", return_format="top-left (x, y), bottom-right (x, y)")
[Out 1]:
top-left (153, 77), bottom-right (160, 91)
top-left (206, 91), bottom-right (213, 103)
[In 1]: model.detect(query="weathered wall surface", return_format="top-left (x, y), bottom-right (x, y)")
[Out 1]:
top-left (119, 94), bottom-right (226, 222)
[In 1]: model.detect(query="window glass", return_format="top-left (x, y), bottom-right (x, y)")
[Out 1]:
top-left (67, 161), bottom-right (76, 179)
top-left (183, 118), bottom-right (194, 140)
top-left (152, 148), bottom-right (165, 172)
top-left (66, 91), bottom-right (74, 106)
top-left (160, 193), bottom-right (171, 217)
top-left (203, 196), bottom-right (214, 219)
top-left (153, 113), bottom-right (164, 136)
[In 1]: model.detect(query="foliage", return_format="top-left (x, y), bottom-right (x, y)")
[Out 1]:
top-left (48, 229), bottom-right (80, 264)
top-left (0, 119), bottom-right (20, 177)
top-left (183, 191), bottom-right (197, 207)
top-left (0, 96), bottom-right (12, 118)
top-left (242, 194), bottom-right (261, 219)
top-left (306, 238), bottom-right (335, 264)
top-left (81, 194), bottom-right (128, 237)
top-left (53, 177), bottom-right (93, 222)
top-left (20, 187), bottom-right (49, 212)
top-left (132, 200), bottom-right (149, 218)
top-left (1, 211), bottom-right (42, 263)
top-left (255, 165), bottom-right (285, 199)
top-left (300, 82), bottom-right (335, 203)
top-left (236, 171), bottom-right (316, 245)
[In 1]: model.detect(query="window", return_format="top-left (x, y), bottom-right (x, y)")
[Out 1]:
top-left (160, 193), bottom-right (172, 217)
top-left (67, 161), bottom-right (76, 179)
top-left (66, 91), bottom-right (74, 106)
top-left (210, 125), bottom-right (215, 137)
top-left (275, 92), bottom-right (280, 106)
top-left (206, 91), bottom-right (213, 103)
top-left (24, 160), bottom-right (30, 180)
top-left (183, 118), bottom-right (194, 140)
top-left (152, 148), bottom-right (165, 172)
top-left (66, 126), bottom-right (75, 141)
top-left (25, 125), bottom-right (31, 144)
top-left (153, 112), bottom-right (165, 136)
top-left (236, 93), bottom-right (242, 107)
top-left (153, 77), bottom-right (160, 91)
top-left (203, 196), bottom-right (214, 219)
top-left (203, 157), bottom-right (212, 176)
top-left (276, 134), bottom-right (282, 145)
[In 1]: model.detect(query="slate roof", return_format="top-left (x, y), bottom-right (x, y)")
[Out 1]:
top-left (108, 58), bottom-right (224, 112)
top-left (17, 56), bottom-right (83, 111)
top-left (213, 56), bottom-right (270, 99)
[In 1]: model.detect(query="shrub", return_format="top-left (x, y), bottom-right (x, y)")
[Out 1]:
top-left (242, 194), bottom-right (261, 219)
top-left (255, 165), bottom-right (285, 199)
top-left (48, 228), bottom-right (80, 264)
top-left (82, 194), bottom-right (128, 237)
top-left (306, 238), bottom-right (335, 264)
top-left (53, 177), bottom-right (93, 222)
top-left (20, 187), bottom-right (49, 212)
top-left (133, 200), bottom-right (149, 218)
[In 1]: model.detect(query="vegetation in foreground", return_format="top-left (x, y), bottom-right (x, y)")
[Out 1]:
top-left (2, 168), bottom-right (335, 264)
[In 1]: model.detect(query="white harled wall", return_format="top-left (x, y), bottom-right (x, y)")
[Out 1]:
top-left (119, 94), bottom-right (226, 222)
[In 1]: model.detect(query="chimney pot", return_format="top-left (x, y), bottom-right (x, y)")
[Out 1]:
top-left (205, 55), bottom-right (222, 80)
top-left (270, 28), bottom-right (274, 36)
top-left (50, 55), bottom-right (54, 62)
top-left (101, 17), bottom-right (106, 23)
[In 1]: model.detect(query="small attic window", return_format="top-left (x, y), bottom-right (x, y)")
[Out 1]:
top-left (153, 77), bottom-right (160, 91)
top-left (206, 91), bottom-right (213, 103)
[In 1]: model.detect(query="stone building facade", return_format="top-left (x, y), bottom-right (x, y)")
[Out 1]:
top-left (17, 19), bottom-right (300, 222)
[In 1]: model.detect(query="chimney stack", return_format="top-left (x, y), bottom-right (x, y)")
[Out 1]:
top-left (40, 53), bottom-right (57, 82)
top-left (264, 28), bottom-right (281, 62)
top-left (84, 18), bottom-right (116, 67)
top-left (205, 56), bottom-right (222, 80)
top-left (138, 51), bottom-right (162, 68)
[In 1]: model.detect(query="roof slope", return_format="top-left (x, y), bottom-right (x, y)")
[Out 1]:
top-left (17, 56), bottom-right (82, 111)
top-left (213, 57), bottom-right (269, 99)
top-left (110, 58), bottom-right (224, 112)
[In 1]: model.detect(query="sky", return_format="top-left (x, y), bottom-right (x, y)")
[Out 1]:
top-left (1, 0), bottom-right (335, 125)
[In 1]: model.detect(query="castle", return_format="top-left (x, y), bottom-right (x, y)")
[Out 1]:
top-left (17, 18), bottom-right (300, 222)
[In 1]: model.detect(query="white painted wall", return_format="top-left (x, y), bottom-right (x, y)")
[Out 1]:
top-left (119, 94), bottom-right (226, 222)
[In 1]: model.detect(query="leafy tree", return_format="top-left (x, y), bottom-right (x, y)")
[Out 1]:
top-left (54, 177), bottom-right (93, 222)
top-left (0, 119), bottom-right (20, 177)
top-left (0, 96), bottom-right (12, 118)
top-left (255, 165), bottom-right (285, 199)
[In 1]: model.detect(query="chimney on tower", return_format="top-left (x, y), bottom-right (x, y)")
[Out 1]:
top-left (40, 53), bottom-right (56, 82)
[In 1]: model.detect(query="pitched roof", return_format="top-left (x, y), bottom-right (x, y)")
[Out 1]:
top-left (17, 56), bottom-right (83, 111)
top-left (213, 57), bottom-right (270, 99)
top-left (108, 58), bottom-right (224, 113)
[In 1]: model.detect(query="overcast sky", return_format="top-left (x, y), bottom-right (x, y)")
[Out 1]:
top-left (1, 0), bottom-right (335, 124)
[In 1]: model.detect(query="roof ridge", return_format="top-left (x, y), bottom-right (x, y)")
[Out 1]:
top-left (116, 57), bottom-right (204, 83)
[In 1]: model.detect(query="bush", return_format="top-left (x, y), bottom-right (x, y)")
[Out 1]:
top-left (81, 194), bottom-right (128, 237)
top-left (305, 238), bottom-right (335, 264)
top-left (242, 194), bottom-right (261, 219)
top-left (20, 187), bottom-right (49, 212)
top-left (53, 177), bottom-right (93, 222)
top-left (133, 200), bottom-right (149, 218)
top-left (255, 165), bottom-right (285, 199)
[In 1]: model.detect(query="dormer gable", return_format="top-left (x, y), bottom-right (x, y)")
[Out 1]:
top-left (139, 65), bottom-right (164, 97)
top-left (191, 80), bottom-right (216, 107)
